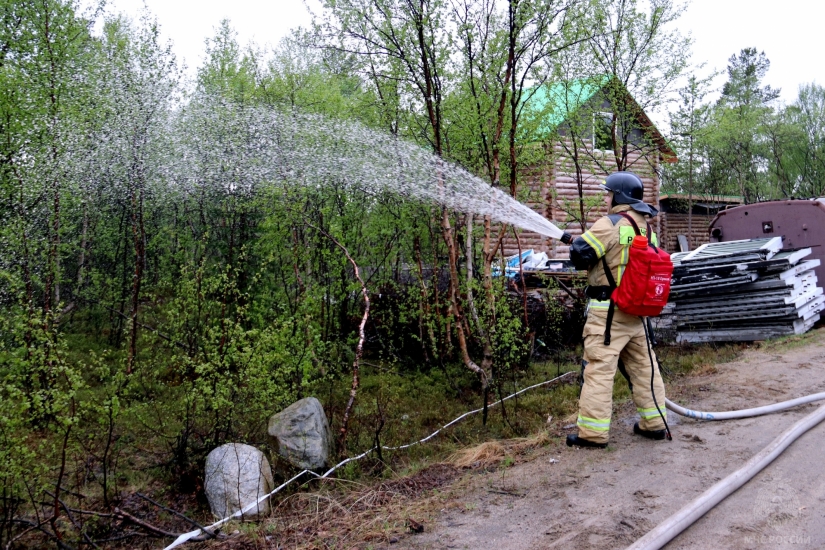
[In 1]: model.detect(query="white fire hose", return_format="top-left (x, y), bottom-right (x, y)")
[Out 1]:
top-left (665, 392), bottom-right (825, 420)
top-left (625, 394), bottom-right (825, 550)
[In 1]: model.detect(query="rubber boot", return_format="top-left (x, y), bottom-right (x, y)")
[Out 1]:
top-left (566, 434), bottom-right (608, 449)
top-left (633, 422), bottom-right (666, 440)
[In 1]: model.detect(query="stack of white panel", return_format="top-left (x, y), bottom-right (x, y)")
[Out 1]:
top-left (661, 238), bottom-right (823, 343)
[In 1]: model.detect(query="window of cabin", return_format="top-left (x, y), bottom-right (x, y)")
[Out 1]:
top-left (593, 112), bottom-right (614, 151)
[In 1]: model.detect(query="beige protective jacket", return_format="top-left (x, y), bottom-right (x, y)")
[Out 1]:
top-left (575, 204), bottom-right (659, 291)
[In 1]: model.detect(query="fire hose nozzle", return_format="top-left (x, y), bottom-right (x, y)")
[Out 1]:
top-left (560, 232), bottom-right (573, 244)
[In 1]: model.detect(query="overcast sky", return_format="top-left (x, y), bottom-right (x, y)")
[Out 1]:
top-left (99, 0), bottom-right (823, 105)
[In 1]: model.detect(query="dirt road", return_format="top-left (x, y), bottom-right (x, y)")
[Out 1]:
top-left (400, 328), bottom-right (825, 550)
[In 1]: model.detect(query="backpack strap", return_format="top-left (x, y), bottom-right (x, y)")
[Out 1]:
top-left (617, 211), bottom-right (642, 235)
top-left (601, 255), bottom-right (617, 346)
top-left (617, 211), bottom-right (658, 252)
top-left (601, 212), bottom-right (648, 346)
top-left (604, 299), bottom-right (616, 346)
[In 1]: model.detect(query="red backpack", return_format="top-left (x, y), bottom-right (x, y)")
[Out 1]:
top-left (609, 212), bottom-right (673, 317)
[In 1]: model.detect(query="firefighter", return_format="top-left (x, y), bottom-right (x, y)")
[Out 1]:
top-left (566, 171), bottom-right (668, 448)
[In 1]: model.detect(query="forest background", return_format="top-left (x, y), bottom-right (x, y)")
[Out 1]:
top-left (1, 0), bottom-right (824, 547)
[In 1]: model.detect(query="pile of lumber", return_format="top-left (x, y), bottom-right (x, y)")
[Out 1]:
top-left (658, 237), bottom-right (823, 343)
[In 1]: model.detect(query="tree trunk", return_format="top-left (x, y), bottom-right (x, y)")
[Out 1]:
top-left (688, 134), bottom-right (694, 249)
top-left (127, 186), bottom-right (145, 375)
top-left (441, 208), bottom-right (487, 386)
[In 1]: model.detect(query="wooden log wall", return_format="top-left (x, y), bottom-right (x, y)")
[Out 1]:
top-left (495, 145), bottom-right (554, 257)
top-left (659, 212), bottom-right (713, 253)
top-left (492, 138), bottom-right (662, 259)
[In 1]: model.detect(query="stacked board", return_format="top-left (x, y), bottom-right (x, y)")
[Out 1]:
top-left (661, 237), bottom-right (824, 343)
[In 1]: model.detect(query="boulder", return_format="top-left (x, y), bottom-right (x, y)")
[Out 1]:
top-left (204, 443), bottom-right (274, 518)
top-left (267, 397), bottom-right (332, 470)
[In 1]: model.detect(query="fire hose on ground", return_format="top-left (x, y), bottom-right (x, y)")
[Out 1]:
top-left (665, 392), bottom-right (825, 420)
top-left (624, 393), bottom-right (825, 550)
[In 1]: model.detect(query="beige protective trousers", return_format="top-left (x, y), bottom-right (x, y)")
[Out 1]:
top-left (577, 306), bottom-right (667, 444)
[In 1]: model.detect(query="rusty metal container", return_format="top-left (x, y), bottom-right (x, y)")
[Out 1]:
top-left (708, 199), bottom-right (825, 284)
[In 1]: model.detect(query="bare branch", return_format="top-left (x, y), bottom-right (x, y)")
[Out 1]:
top-left (305, 222), bottom-right (371, 452)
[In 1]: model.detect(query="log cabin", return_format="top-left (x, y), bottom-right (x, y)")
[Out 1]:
top-left (497, 76), bottom-right (678, 258)
top-left (658, 193), bottom-right (743, 252)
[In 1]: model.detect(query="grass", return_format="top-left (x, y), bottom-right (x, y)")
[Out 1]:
top-left (322, 327), bottom-right (816, 496)
top-left (8, 307), bottom-right (794, 550)
top-left (224, 463), bottom-right (463, 549)
top-left (205, 338), bottom-right (764, 548)
top-left (447, 432), bottom-right (550, 469)
top-left (757, 325), bottom-right (825, 352)
top-left (656, 342), bottom-right (745, 378)
top-left (330, 338), bottom-right (753, 486)
top-left (333, 357), bottom-right (583, 476)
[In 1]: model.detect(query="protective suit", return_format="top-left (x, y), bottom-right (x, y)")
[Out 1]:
top-left (567, 174), bottom-right (668, 447)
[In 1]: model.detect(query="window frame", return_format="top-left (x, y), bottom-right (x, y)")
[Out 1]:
top-left (593, 111), bottom-right (614, 152)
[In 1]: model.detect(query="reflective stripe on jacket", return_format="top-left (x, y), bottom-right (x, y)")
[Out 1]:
top-left (569, 204), bottom-right (659, 289)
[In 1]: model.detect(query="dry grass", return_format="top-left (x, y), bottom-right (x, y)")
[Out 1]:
top-left (563, 411), bottom-right (578, 424)
top-left (447, 432), bottom-right (551, 469)
top-left (198, 342), bottom-right (775, 549)
top-left (691, 363), bottom-right (719, 376)
top-left (448, 441), bottom-right (506, 469)
top-left (208, 464), bottom-right (461, 549)
top-left (759, 325), bottom-right (824, 352)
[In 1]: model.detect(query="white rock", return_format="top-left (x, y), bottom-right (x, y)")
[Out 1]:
top-left (268, 397), bottom-right (332, 470)
top-left (204, 443), bottom-right (274, 518)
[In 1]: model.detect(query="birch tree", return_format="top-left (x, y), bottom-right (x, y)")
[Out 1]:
top-left (587, 0), bottom-right (690, 171)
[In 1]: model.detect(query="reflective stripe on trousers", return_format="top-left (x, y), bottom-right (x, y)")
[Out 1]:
top-left (577, 415), bottom-right (611, 432)
top-left (637, 406), bottom-right (667, 420)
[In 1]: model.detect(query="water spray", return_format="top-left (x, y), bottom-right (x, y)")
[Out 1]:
top-left (180, 100), bottom-right (573, 244)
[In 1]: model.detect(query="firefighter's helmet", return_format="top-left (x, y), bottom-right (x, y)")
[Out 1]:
top-left (599, 171), bottom-right (657, 216)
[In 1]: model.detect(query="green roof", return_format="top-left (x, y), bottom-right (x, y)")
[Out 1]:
top-left (521, 75), bottom-right (677, 161)
top-left (522, 75), bottom-right (611, 136)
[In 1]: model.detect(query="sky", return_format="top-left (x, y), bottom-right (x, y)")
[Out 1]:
top-left (94, 0), bottom-right (319, 72)
top-left (98, 0), bottom-right (824, 105)
top-left (677, 0), bottom-right (824, 103)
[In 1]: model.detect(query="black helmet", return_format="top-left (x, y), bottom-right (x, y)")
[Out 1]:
top-left (598, 171), bottom-right (658, 216)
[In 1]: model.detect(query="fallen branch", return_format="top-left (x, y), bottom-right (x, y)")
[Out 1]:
top-left (113, 508), bottom-right (177, 538)
top-left (48, 505), bottom-right (176, 540)
top-left (44, 491), bottom-right (99, 549)
top-left (5, 517), bottom-right (62, 550)
top-left (134, 493), bottom-right (215, 538)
